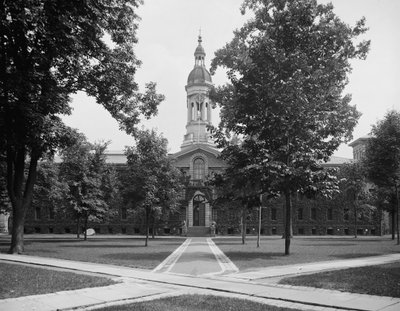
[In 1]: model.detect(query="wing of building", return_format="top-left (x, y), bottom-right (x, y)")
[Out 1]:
top-left (1, 38), bottom-right (389, 237)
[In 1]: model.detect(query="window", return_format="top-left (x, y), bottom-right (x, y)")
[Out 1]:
top-left (298, 208), bottom-right (303, 220)
top-left (212, 208), bottom-right (218, 222)
top-left (121, 207), bottom-right (127, 220)
top-left (327, 208), bottom-right (333, 221)
top-left (48, 206), bottom-right (55, 220)
top-left (327, 228), bottom-right (334, 235)
top-left (193, 158), bottom-right (205, 180)
top-left (343, 208), bottom-right (349, 221)
top-left (35, 206), bottom-right (41, 220)
top-left (298, 228), bottom-right (304, 235)
top-left (311, 228), bottom-right (317, 235)
top-left (271, 227), bottom-right (277, 235)
top-left (271, 208), bottom-right (277, 221)
top-left (311, 208), bottom-right (317, 220)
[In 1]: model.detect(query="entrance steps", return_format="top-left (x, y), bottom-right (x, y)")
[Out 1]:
top-left (187, 226), bottom-right (210, 237)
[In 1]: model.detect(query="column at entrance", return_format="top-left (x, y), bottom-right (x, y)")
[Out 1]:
top-left (205, 203), bottom-right (210, 227)
top-left (188, 200), bottom-right (193, 227)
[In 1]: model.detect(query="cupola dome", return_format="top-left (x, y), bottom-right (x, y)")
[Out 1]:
top-left (187, 35), bottom-right (212, 85)
top-left (187, 67), bottom-right (212, 84)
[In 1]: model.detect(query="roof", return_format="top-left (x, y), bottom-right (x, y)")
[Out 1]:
top-left (194, 44), bottom-right (205, 56)
top-left (170, 144), bottom-right (220, 159)
top-left (349, 135), bottom-right (372, 147)
top-left (54, 150), bottom-right (127, 164)
top-left (187, 66), bottom-right (212, 85)
top-left (324, 156), bottom-right (353, 166)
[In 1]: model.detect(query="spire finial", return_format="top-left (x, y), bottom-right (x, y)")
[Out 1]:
top-left (198, 27), bottom-right (202, 43)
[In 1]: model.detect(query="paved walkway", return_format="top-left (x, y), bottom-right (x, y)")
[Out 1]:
top-left (1, 238), bottom-right (400, 311)
top-left (153, 238), bottom-right (238, 276)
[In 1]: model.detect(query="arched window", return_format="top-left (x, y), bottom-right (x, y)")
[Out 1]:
top-left (193, 194), bottom-right (205, 203)
top-left (193, 158), bottom-right (205, 180)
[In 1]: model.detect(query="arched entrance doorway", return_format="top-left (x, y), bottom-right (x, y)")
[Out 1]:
top-left (193, 194), bottom-right (206, 226)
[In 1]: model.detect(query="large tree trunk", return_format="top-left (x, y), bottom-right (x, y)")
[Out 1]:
top-left (257, 205), bottom-right (262, 248)
top-left (7, 148), bottom-right (38, 254)
top-left (83, 212), bottom-right (88, 241)
top-left (391, 208), bottom-right (395, 240)
top-left (241, 206), bottom-right (247, 245)
top-left (284, 190), bottom-right (292, 255)
top-left (152, 214), bottom-right (156, 239)
top-left (9, 201), bottom-right (26, 254)
top-left (76, 215), bottom-right (81, 239)
top-left (145, 208), bottom-right (149, 247)
top-left (354, 199), bottom-right (358, 238)
top-left (396, 185), bottom-right (399, 245)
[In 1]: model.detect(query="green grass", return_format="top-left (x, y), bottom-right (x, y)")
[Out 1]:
top-left (95, 294), bottom-right (300, 311)
top-left (0, 262), bottom-right (117, 299)
top-left (279, 261), bottom-right (400, 298)
top-left (0, 235), bottom-right (185, 269)
top-left (213, 236), bottom-right (399, 270)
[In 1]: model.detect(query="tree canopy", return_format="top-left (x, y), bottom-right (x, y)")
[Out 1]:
top-left (364, 110), bottom-right (400, 243)
top-left (210, 0), bottom-right (369, 254)
top-left (122, 129), bottom-right (183, 246)
top-left (59, 133), bottom-right (116, 240)
top-left (0, 0), bottom-right (164, 253)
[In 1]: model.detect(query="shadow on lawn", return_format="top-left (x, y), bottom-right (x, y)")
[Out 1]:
top-left (223, 251), bottom-right (286, 260)
top-left (61, 244), bottom-right (167, 248)
top-left (296, 237), bottom-right (391, 242)
top-left (331, 253), bottom-right (381, 259)
top-left (101, 251), bottom-right (172, 261)
top-left (300, 243), bottom-right (358, 247)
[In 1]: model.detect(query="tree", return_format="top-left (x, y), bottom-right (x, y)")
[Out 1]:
top-left (339, 162), bottom-right (371, 238)
top-left (122, 130), bottom-right (183, 246)
top-left (59, 133), bottom-right (113, 240)
top-left (364, 110), bottom-right (400, 244)
top-left (32, 157), bottom-right (68, 223)
top-left (210, 0), bottom-right (369, 254)
top-left (0, 155), bottom-right (11, 214)
top-left (212, 139), bottom-right (270, 245)
top-left (0, 0), bottom-right (164, 253)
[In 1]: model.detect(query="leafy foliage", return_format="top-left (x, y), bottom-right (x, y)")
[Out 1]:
top-left (338, 161), bottom-right (373, 237)
top-left (365, 110), bottom-right (400, 189)
top-left (59, 133), bottom-right (115, 239)
top-left (364, 110), bottom-right (400, 242)
top-left (121, 129), bottom-right (183, 245)
top-left (210, 0), bottom-right (369, 254)
top-left (32, 158), bottom-right (68, 218)
top-left (0, 0), bottom-right (164, 252)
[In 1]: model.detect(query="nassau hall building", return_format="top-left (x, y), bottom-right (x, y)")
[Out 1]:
top-left (0, 37), bottom-right (389, 237)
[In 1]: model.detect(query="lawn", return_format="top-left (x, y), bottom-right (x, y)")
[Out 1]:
top-left (0, 262), bottom-right (117, 299)
top-left (0, 235), bottom-right (185, 269)
top-left (279, 261), bottom-right (400, 298)
top-left (95, 294), bottom-right (300, 311)
top-left (213, 235), bottom-right (399, 270)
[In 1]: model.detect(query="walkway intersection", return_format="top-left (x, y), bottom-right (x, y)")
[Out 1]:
top-left (0, 237), bottom-right (400, 311)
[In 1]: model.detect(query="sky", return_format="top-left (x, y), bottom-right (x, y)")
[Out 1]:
top-left (62, 0), bottom-right (400, 159)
